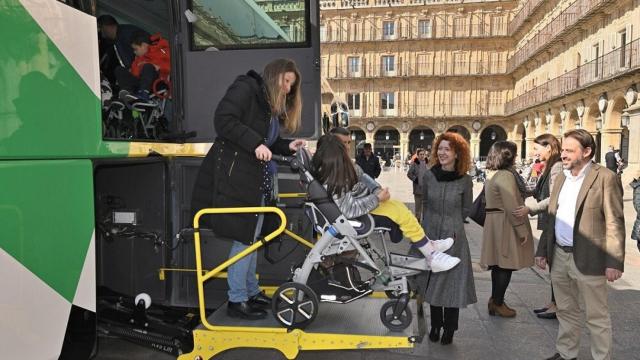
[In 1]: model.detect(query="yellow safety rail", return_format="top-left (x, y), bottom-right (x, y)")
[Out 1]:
top-left (192, 206), bottom-right (289, 332)
top-left (179, 205), bottom-right (417, 360)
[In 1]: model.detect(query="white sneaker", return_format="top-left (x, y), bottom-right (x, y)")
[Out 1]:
top-left (430, 237), bottom-right (454, 253)
top-left (428, 251), bottom-right (461, 273)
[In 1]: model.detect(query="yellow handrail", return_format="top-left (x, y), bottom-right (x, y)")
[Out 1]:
top-left (192, 206), bottom-right (288, 332)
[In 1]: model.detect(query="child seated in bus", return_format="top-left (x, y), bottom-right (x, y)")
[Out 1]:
top-left (312, 135), bottom-right (460, 273)
top-left (115, 31), bottom-right (170, 103)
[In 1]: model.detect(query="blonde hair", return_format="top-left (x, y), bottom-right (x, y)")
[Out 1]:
top-left (262, 59), bottom-right (302, 133)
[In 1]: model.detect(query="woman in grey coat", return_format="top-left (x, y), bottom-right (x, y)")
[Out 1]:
top-left (420, 132), bottom-right (476, 345)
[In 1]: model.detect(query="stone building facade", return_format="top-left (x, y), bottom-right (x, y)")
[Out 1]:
top-left (320, 0), bottom-right (640, 174)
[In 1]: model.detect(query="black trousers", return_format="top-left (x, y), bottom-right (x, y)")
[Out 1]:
top-left (430, 305), bottom-right (459, 331)
top-left (114, 64), bottom-right (158, 92)
top-left (490, 266), bottom-right (513, 305)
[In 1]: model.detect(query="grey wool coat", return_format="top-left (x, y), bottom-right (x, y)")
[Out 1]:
top-left (419, 170), bottom-right (477, 308)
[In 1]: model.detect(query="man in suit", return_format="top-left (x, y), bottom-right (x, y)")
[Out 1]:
top-left (536, 129), bottom-right (625, 360)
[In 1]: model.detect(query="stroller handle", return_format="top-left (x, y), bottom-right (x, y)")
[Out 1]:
top-left (271, 154), bottom-right (293, 163)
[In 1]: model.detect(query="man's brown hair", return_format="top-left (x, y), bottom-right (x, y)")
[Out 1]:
top-left (563, 129), bottom-right (596, 159)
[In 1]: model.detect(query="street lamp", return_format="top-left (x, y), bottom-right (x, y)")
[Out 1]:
top-left (385, 131), bottom-right (390, 140)
top-left (595, 116), bottom-right (603, 131)
top-left (490, 131), bottom-right (496, 141)
top-left (419, 131), bottom-right (425, 140)
top-left (622, 112), bottom-right (630, 127)
top-left (351, 132), bottom-right (356, 140)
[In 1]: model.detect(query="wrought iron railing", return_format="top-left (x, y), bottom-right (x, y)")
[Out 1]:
top-left (508, 0), bottom-right (547, 35)
top-left (321, 22), bottom-right (507, 43)
top-left (505, 38), bottom-right (640, 115)
top-left (320, 0), bottom-right (502, 10)
top-left (506, 0), bottom-right (612, 73)
top-left (322, 60), bottom-right (506, 79)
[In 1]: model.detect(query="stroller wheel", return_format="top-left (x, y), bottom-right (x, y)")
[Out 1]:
top-left (272, 282), bottom-right (319, 329)
top-left (380, 298), bottom-right (412, 332)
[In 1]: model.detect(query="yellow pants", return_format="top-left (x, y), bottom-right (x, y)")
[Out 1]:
top-left (370, 199), bottom-right (425, 243)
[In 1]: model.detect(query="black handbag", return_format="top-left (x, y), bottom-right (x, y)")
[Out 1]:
top-left (469, 187), bottom-right (486, 226)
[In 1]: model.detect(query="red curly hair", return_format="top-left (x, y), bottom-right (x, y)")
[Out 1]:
top-left (428, 132), bottom-right (471, 176)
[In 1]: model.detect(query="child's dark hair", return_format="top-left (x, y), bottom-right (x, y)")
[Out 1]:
top-left (130, 31), bottom-right (150, 46)
top-left (313, 135), bottom-right (358, 196)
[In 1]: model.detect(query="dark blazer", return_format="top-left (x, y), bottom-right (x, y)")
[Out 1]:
top-left (191, 70), bottom-right (292, 244)
top-left (536, 163), bottom-right (625, 275)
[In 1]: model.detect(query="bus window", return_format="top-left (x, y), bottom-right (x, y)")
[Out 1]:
top-left (190, 0), bottom-right (309, 50)
top-left (95, 0), bottom-right (174, 140)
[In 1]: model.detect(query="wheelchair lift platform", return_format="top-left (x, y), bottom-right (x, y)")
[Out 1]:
top-left (178, 297), bottom-right (424, 360)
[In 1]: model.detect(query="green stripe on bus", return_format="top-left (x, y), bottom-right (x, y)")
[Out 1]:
top-left (0, 160), bottom-right (94, 302)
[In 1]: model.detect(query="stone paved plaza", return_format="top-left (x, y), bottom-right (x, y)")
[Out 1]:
top-left (98, 168), bottom-right (640, 360)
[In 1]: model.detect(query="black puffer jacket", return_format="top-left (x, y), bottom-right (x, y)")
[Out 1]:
top-left (631, 178), bottom-right (640, 241)
top-left (191, 70), bottom-right (292, 244)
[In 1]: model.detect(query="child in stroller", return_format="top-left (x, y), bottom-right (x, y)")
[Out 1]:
top-left (312, 135), bottom-right (460, 273)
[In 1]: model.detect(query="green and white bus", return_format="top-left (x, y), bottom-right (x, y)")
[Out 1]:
top-left (0, 0), bottom-right (319, 358)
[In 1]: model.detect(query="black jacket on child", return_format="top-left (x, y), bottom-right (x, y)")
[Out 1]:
top-left (191, 70), bottom-right (293, 244)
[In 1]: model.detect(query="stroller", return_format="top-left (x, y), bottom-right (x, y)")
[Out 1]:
top-left (270, 148), bottom-right (429, 332)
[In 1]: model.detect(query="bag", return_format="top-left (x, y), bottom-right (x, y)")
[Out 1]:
top-left (469, 187), bottom-right (486, 226)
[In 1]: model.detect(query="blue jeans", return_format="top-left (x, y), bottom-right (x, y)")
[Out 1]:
top-left (227, 212), bottom-right (264, 303)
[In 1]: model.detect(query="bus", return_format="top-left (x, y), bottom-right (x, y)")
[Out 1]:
top-left (0, 0), bottom-right (319, 358)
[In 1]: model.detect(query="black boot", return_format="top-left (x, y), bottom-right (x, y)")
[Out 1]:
top-left (440, 329), bottom-right (454, 345)
top-left (428, 327), bottom-right (440, 342)
top-left (227, 301), bottom-right (267, 320)
top-left (248, 291), bottom-right (271, 309)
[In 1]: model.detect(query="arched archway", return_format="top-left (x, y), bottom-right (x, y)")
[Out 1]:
top-left (409, 127), bottom-right (436, 155)
top-left (447, 125), bottom-right (471, 142)
top-left (479, 125), bottom-right (508, 159)
top-left (374, 127), bottom-right (400, 165)
top-left (514, 122), bottom-right (526, 160)
top-left (584, 104), bottom-right (601, 162)
top-left (605, 96), bottom-right (629, 163)
top-left (348, 127), bottom-right (366, 158)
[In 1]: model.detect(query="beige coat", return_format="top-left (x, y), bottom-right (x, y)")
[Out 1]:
top-left (481, 169), bottom-right (534, 270)
top-left (536, 163), bottom-right (625, 275)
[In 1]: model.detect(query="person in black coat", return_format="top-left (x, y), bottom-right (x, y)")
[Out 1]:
top-left (191, 59), bottom-right (305, 320)
top-left (97, 15), bottom-right (148, 73)
top-left (356, 143), bottom-right (381, 179)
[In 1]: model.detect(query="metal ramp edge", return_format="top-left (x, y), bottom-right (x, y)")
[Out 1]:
top-left (178, 297), bottom-right (425, 360)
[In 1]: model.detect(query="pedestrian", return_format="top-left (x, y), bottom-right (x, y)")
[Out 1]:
top-left (191, 59), bottom-right (306, 320)
top-left (356, 143), bottom-right (381, 179)
top-left (631, 171), bottom-right (640, 253)
top-left (420, 132), bottom-right (476, 345)
top-left (407, 148), bottom-right (428, 221)
top-left (512, 134), bottom-right (563, 320)
top-left (481, 141), bottom-right (533, 318)
top-left (537, 129), bottom-right (625, 360)
top-left (604, 145), bottom-right (618, 173)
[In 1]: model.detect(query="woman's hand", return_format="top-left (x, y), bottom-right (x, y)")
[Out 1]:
top-left (520, 234), bottom-right (529, 245)
top-left (513, 205), bottom-right (530, 219)
top-left (255, 144), bottom-right (272, 161)
top-left (377, 187), bottom-right (390, 202)
top-left (289, 139), bottom-right (306, 151)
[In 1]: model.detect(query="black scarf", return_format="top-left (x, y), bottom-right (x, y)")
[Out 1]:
top-left (430, 164), bottom-right (463, 182)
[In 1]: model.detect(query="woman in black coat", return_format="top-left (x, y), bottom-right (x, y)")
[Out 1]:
top-left (192, 59), bottom-right (305, 320)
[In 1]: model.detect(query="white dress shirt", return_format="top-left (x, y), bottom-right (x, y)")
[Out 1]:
top-left (554, 162), bottom-right (591, 247)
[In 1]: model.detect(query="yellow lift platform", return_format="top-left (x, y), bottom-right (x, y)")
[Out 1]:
top-left (178, 206), bottom-right (425, 360)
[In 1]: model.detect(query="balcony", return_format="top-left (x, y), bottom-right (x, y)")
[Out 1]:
top-left (505, 38), bottom-right (640, 115)
top-left (321, 23), bottom-right (508, 43)
top-left (506, 0), bottom-right (612, 73)
top-left (508, 0), bottom-right (548, 35)
top-left (324, 60), bottom-right (507, 79)
top-left (319, 0), bottom-right (504, 10)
